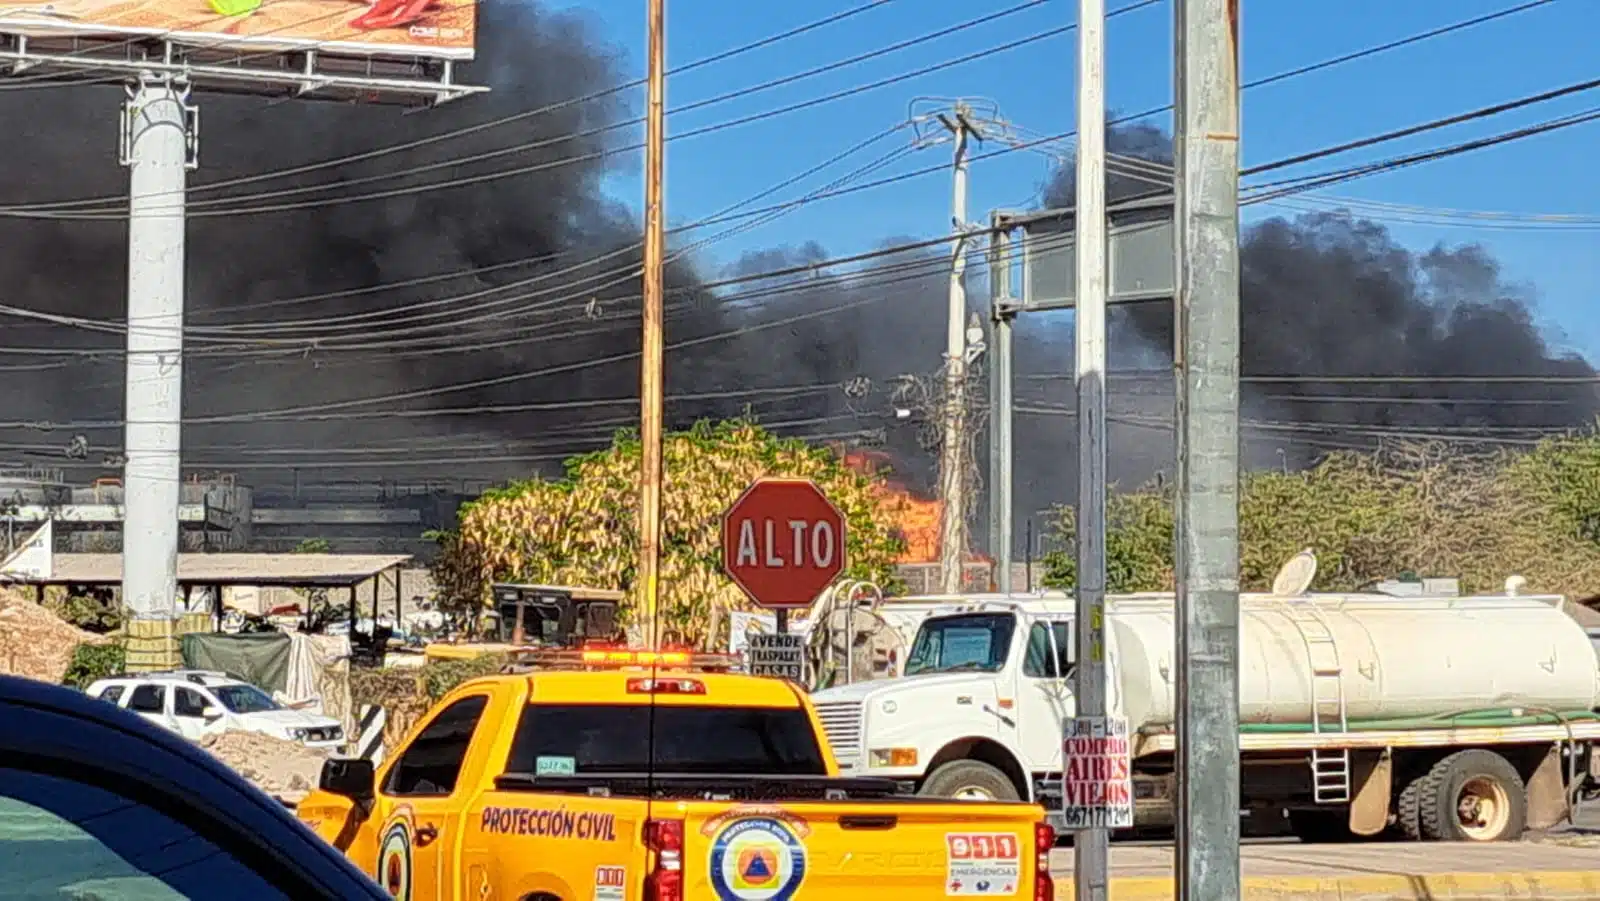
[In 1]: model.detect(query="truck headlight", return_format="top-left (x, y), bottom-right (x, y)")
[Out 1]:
top-left (869, 747), bottom-right (919, 768)
top-left (288, 728), bottom-right (309, 741)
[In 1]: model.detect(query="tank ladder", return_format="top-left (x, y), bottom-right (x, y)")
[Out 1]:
top-left (1281, 599), bottom-right (1352, 804)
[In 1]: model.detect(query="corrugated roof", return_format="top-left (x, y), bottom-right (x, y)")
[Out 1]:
top-left (18, 553), bottom-right (411, 587)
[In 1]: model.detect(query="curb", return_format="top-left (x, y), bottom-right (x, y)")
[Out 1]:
top-left (1055, 871), bottom-right (1600, 900)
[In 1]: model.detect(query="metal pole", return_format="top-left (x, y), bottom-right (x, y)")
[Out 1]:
top-left (1072, 0), bottom-right (1111, 895)
top-left (937, 108), bottom-right (972, 594)
top-left (121, 74), bottom-right (192, 638)
top-left (637, 0), bottom-right (667, 649)
top-left (987, 219), bottom-right (1015, 593)
top-left (1173, 0), bottom-right (1242, 898)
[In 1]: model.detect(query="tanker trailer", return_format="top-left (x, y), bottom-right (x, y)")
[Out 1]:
top-left (813, 585), bottom-right (1600, 843)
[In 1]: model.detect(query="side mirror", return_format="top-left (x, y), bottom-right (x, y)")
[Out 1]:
top-left (201, 704), bottom-right (224, 721)
top-left (319, 758), bottom-right (376, 803)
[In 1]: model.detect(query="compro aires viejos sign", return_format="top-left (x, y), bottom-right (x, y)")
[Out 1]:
top-left (1059, 715), bottom-right (1134, 829)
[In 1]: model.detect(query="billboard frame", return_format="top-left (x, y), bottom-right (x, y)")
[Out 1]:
top-left (985, 194), bottom-right (1177, 594)
top-left (1, 29), bottom-right (486, 106)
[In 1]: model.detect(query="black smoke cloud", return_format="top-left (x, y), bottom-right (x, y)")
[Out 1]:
top-left (1027, 118), bottom-right (1598, 472)
top-left (1, 12), bottom-right (1591, 558)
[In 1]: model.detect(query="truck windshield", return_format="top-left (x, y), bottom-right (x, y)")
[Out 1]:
top-left (504, 704), bottom-right (827, 776)
top-left (903, 613), bottom-right (1014, 676)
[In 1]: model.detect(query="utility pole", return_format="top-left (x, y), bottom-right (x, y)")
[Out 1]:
top-left (1173, 0), bottom-right (1243, 898)
top-left (121, 74), bottom-right (196, 670)
top-left (937, 106), bottom-right (973, 595)
top-left (1072, 0), bottom-right (1111, 895)
top-left (637, 0), bottom-right (667, 649)
top-left (913, 98), bottom-right (1009, 595)
top-left (987, 216), bottom-right (1014, 593)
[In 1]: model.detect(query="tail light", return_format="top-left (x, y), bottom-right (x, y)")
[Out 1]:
top-left (1033, 822), bottom-right (1055, 901)
top-left (644, 818), bottom-right (685, 901)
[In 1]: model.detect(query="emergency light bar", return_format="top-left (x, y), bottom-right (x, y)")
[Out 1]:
top-left (503, 646), bottom-right (744, 673)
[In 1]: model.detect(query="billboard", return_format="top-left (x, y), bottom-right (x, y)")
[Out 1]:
top-left (0, 0), bottom-right (475, 60)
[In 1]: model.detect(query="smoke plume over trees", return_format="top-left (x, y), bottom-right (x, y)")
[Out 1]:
top-left (1, 7), bottom-right (1592, 556)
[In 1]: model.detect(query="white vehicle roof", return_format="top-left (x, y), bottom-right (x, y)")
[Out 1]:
top-left (93, 670), bottom-right (246, 690)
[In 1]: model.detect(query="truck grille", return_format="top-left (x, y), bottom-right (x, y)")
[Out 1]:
top-left (813, 701), bottom-right (864, 767)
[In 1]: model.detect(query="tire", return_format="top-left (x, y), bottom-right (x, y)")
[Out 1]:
top-left (1286, 809), bottom-right (1358, 844)
top-left (919, 759), bottom-right (1021, 802)
top-left (1395, 772), bottom-right (1425, 841)
top-left (1416, 749), bottom-right (1527, 842)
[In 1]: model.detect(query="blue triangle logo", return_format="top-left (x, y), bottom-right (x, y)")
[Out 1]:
top-left (744, 856), bottom-right (772, 879)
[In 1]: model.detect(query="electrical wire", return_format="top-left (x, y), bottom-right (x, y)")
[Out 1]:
top-left (0, 0), bottom-right (1076, 218)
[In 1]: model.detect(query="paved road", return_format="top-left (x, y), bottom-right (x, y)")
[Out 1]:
top-left (1047, 801), bottom-right (1600, 899)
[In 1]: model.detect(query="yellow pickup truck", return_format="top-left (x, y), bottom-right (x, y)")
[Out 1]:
top-left (298, 647), bottom-right (1053, 900)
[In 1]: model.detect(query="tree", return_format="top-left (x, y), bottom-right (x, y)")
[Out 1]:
top-left (430, 419), bottom-right (908, 645)
top-left (1041, 431), bottom-right (1600, 599)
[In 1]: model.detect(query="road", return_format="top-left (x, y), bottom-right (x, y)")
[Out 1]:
top-left (1048, 802), bottom-right (1600, 899)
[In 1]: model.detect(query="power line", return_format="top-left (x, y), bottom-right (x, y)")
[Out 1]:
top-left (0, 0), bottom-right (1088, 219)
top-left (4, 0), bottom-right (1528, 337)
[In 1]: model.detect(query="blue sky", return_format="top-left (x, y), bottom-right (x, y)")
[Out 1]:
top-left (562, 0), bottom-right (1599, 356)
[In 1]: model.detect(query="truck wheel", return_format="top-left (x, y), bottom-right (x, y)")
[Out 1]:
top-left (1417, 749), bottom-right (1527, 842)
top-left (1395, 772), bottom-right (1425, 841)
top-left (920, 760), bottom-right (1021, 802)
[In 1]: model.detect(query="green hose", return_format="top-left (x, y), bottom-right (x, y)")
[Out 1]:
top-left (1238, 707), bottom-right (1599, 733)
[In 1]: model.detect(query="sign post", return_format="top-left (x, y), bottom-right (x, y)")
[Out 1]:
top-left (721, 477), bottom-right (847, 659)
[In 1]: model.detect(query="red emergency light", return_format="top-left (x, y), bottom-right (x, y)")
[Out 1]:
top-left (507, 645), bottom-right (743, 673)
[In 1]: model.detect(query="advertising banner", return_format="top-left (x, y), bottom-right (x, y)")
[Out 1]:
top-left (0, 0), bottom-right (476, 61)
top-left (1059, 715), bottom-right (1134, 829)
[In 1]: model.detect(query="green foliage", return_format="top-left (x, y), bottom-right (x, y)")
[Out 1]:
top-left (44, 594), bottom-right (125, 635)
top-left (432, 418), bottom-right (908, 645)
top-left (62, 641), bottom-right (125, 689)
top-left (1041, 432), bottom-right (1600, 598)
top-left (420, 653), bottom-right (510, 700)
top-left (1042, 489), bottom-right (1174, 592)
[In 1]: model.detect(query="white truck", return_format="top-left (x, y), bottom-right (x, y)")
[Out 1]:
top-left (809, 588), bottom-right (1600, 842)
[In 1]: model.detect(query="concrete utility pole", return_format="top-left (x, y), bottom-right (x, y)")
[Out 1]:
top-left (1173, 0), bottom-right (1243, 898)
top-left (936, 105), bottom-right (974, 595)
top-left (1072, 0), bottom-right (1111, 895)
top-left (637, 0), bottom-right (667, 649)
top-left (986, 217), bottom-right (1014, 593)
top-left (121, 73), bottom-right (195, 661)
top-left (911, 98), bottom-right (1009, 594)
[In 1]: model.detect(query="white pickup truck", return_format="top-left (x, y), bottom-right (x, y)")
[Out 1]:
top-left (809, 591), bottom-right (1600, 842)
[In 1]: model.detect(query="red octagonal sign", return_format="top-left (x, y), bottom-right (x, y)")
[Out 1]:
top-left (721, 477), bottom-right (847, 610)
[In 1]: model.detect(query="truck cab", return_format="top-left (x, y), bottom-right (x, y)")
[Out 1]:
top-left (810, 599), bottom-right (1095, 824)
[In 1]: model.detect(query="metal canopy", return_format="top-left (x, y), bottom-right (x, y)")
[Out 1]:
top-left (997, 194), bottom-right (1176, 314)
top-left (11, 552), bottom-right (412, 587)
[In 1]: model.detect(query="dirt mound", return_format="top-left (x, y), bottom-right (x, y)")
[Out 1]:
top-left (0, 587), bottom-right (104, 683)
top-left (198, 730), bottom-right (329, 805)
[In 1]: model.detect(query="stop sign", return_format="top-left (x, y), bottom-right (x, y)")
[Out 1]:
top-left (721, 478), bottom-right (847, 609)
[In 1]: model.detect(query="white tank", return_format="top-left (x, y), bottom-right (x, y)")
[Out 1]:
top-left (1108, 593), bottom-right (1600, 730)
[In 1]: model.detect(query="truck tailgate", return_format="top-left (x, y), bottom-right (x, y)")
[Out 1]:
top-left (682, 802), bottom-right (1042, 898)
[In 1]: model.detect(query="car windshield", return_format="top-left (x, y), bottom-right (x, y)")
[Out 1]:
top-left (211, 684), bottom-right (280, 714)
top-left (505, 703), bottom-right (827, 776)
top-left (903, 613), bottom-right (1016, 676)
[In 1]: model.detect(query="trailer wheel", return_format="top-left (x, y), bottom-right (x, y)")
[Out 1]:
top-left (920, 759), bottom-right (1021, 801)
top-left (1417, 749), bottom-right (1526, 842)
